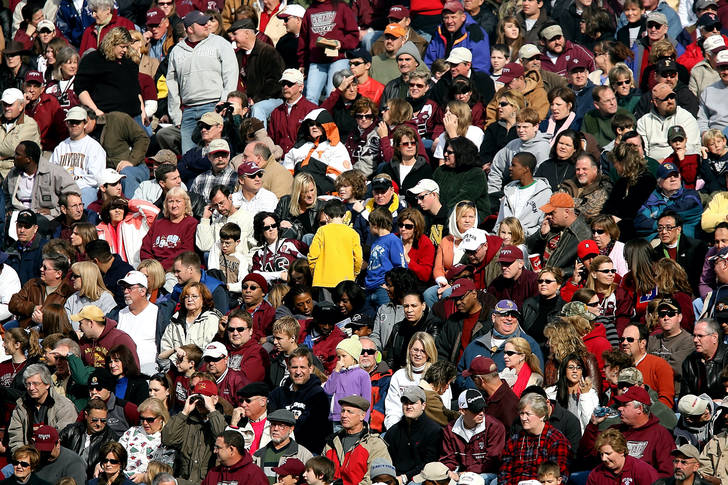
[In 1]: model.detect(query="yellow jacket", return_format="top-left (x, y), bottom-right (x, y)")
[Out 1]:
top-left (308, 222), bottom-right (363, 288)
top-left (701, 192), bottom-right (728, 233)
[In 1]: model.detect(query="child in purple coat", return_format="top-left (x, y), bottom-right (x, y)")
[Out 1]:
top-left (323, 335), bottom-right (373, 426)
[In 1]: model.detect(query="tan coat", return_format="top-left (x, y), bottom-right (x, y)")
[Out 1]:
top-left (484, 69), bottom-right (549, 128)
top-left (261, 155), bottom-right (293, 198)
top-left (0, 113), bottom-right (41, 177)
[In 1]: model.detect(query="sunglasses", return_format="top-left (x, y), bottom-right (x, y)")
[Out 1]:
top-left (66, 119), bottom-right (84, 126)
top-left (197, 123), bottom-right (213, 130)
top-left (13, 461), bottom-right (30, 468)
top-left (658, 310), bottom-right (678, 318)
top-left (361, 348), bottom-right (377, 355)
top-left (242, 284), bottom-right (260, 291)
top-left (498, 311), bottom-right (519, 318)
top-left (656, 92), bottom-right (676, 102)
top-left (444, 149), bottom-right (455, 155)
top-left (647, 21), bottom-right (664, 29)
top-left (619, 336), bottom-right (636, 343)
top-left (503, 350), bottom-right (521, 356)
top-left (101, 459), bottom-right (120, 465)
top-left (408, 82), bottom-right (426, 88)
top-left (89, 385), bottom-right (106, 391)
top-left (39, 28), bottom-right (53, 34)
top-left (227, 326), bottom-right (248, 333)
top-left (398, 222), bottom-right (415, 229)
top-left (246, 172), bottom-right (264, 179)
top-left (399, 141), bottom-right (416, 147)
top-left (615, 80), bottom-right (631, 86)
top-left (498, 101), bottom-right (511, 107)
top-left (203, 356), bottom-right (224, 363)
top-left (537, 278), bottom-right (556, 284)
top-left (281, 81), bottom-right (295, 87)
top-left (354, 113), bottom-right (374, 120)
top-left (139, 415), bottom-right (159, 423)
top-left (660, 71), bottom-right (678, 78)
top-left (263, 223), bottom-right (278, 230)
top-left (587, 300), bottom-right (600, 306)
top-left (349, 60), bottom-right (365, 66)
top-left (416, 193), bottom-right (431, 201)
top-left (90, 417), bottom-right (107, 423)
top-left (592, 229), bottom-right (606, 235)
top-left (595, 269), bottom-right (617, 274)
top-left (157, 1), bottom-right (173, 4)
top-left (617, 381), bottom-right (633, 389)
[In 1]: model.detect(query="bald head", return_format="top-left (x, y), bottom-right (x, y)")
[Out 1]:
top-left (651, 82), bottom-right (676, 116)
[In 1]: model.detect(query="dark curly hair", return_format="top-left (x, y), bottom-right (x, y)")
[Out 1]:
top-left (252, 211), bottom-right (280, 246)
top-left (444, 136), bottom-right (481, 171)
top-left (385, 267), bottom-right (421, 304)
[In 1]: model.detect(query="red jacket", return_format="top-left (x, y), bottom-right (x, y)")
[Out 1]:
top-left (216, 368), bottom-right (250, 407)
top-left (201, 451), bottom-right (268, 485)
top-left (583, 322), bottom-right (612, 378)
top-left (79, 14), bottom-right (136, 55)
top-left (26, 93), bottom-right (68, 151)
top-left (586, 455), bottom-right (658, 485)
top-left (140, 216), bottom-right (199, 270)
top-left (678, 34), bottom-right (728, 73)
top-left (297, 0), bottom-right (359, 65)
top-left (440, 414), bottom-right (505, 474)
top-left (268, 96), bottom-right (318, 154)
top-left (79, 318), bottom-right (140, 369)
top-left (539, 41), bottom-right (596, 77)
top-left (226, 338), bottom-right (270, 383)
top-left (247, 300), bottom-right (277, 344)
top-left (663, 153), bottom-right (700, 189)
top-left (324, 426), bottom-right (390, 485)
top-left (299, 326), bottom-right (346, 374)
top-left (406, 234), bottom-right (436, 282)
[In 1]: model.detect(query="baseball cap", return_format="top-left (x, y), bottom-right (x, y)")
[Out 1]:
top-left (716, 49), bottom-right (728, 67)
top-left (672, 444), bottom-right (701, 461)
top-left (117, 270), bottom-right (148, 288)
top-left (208, 138), bottom-right (230, 154)
top-left (65, 106), bottom-right (88, 121)
top-left (183, 10), bottom-right (210, 27)
top-left (445, 264), bottom-right (474, 280)
top-left (99, 168), bottom-right (126, 186)
top-left (1, 88), bottom-right (23, 105)
top-left (657, 161), bottom-right (680, 179)
top-left (457, 389), bottom-right (486, 413)
top-left (459, 228), bottom-right (487, 251)
top-left (409, 179), bottom-right (440, 195)
top-left (268, 409), bottom-right (297, 425)
top-left (494, 299), bottom-right (519, 315)
top-left (237, 161), bottom-right (264, 176)
top-left (711, 246), bottom-right (728, 263)
top-left (24, 70), bottom-right (43, 84)
top-left (567, 57), bottom-right (589, 72)
top-left (280, 68), bottom-right (305, 85)
top-left (228, 18), bottom-right (256, 32)
top-left (339, 395), bottom-right (370, 412)
top-left (498, 245), bottom-right (523, 263)
top-left (446, 47), bottom-right (472, 65)
top-left (577, 240), bottom-right (599, 260)
top-left (695, 0), bottom-right (719, 9)
top-left (345, 313), bottom-right (374, 329)
top-left (32, 425), bottom-right (59, 452)
top-left (151, 149), bottom-right (177, 164)
top-left (89, 368), bottom-right (115, 391)
top-left (519, 44), bottom-right (540, 59)
top-left (540, 24), bottom-right (563, 40)
top-left (667, 125), bottom-right (687, 142)
top-left (715, 295), bottom-right (728, 320)
top-left (401, 385), bottom-right (426, 403)
top-left (370, 458), bottom-right (397, 479)
top-left (459, 472), bottom-right (485, 485)
top-left (272, 458), bottom-right (305, 478)
top-left (203, 342), bottom-right (228, 359)
top-left (461, 356), bottom-right (497, 377)
top-left (70, 305), bottom-right (106, 323)
top-left (199, 111), bottom-right (223, 126)
top-left (539, 192), bottom-right (575, 213)
top-left (703, 34), bottom-right (726, 54)
top-left (697, 12), bottom-right (721, 28)
top-left (192, 379), bottom-right (218, 396)
top-left (678, 394), bottom-right (709, 416)
top-left (37, 19), bottom-right (55, 32)
top-left (277, 3), bottom-right (306, 18)
top-left (371, 173), bottom-right (394, 190)
top-left (16, 209), bottom-right (37, 226)
top-left (442, 0), bottom-right (464, 12)
top-left (347, 47), bottom-right (372, 63)
top-left (449, 278), bottom-right (476, 299)
top-left (388, 5), bottom-right (410, 19)
top-left (384, 23), bottom-right (406, 38)
top-left (613, 386), bottom-right (651, 406)
top-left (656, 58), bottom-right (679, 75)
top-left (146, 7), bottom-right (165, 25)
top-left (560, 301), bottom-right (596, 321)
top-left (657, 296), bottom-right (680, 312)
top-left (646, 11), bottom-right (668, 25)
top-left (498, 63), bottom-right (524, 84)
top-left (413, 463), bottom-right (451, 483)
top-left (617, 367), bottom-right (643, 386)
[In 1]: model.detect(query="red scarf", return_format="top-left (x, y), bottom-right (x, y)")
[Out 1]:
top-left (513, 363), bottom-right (533, 397)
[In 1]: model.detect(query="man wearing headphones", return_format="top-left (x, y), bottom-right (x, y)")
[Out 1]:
top-left (359, 337), bottom-right (392, 433)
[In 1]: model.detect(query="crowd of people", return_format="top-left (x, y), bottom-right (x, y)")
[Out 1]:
top-left (0, 0), bottom-right (727, 484)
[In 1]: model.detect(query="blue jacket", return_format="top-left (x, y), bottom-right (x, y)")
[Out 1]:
top-left (55, 0), bottom-right (95, 48)
top-left (7, 236), bottom-right (47, 285)
top-left (424, 14), bottom-right (491, 74)
top-left (171, 269), bottom-right (229, 313)
top-left (456, 327), bottom-right (544, 392)
top-left (572, 81), bottom-right (596, 129)
top-left (617, 2), bottom-right (683, 43)
top-left (634, 186), bottom-right (703, 240)
top-left (364, 233), bottom-right (406, 289)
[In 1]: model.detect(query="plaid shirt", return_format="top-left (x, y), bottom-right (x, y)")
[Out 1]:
top-left (189, 164), bottom-right (237, 203)
top-left (498, 422), bottom-right (571, 485)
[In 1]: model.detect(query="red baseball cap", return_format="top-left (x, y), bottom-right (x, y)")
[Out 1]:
top-left (24, 70), bottom-right (44, 85)
top-left (613, 386), bottom-right (651, 406)
top-left (33, 425), bottom-right (59, 452)
top-left (498, 63), bottom-right (524, 84)
top-left (193, 380), bottom-right (218, 397)
top-left (462, 356), bottom-right (497, 377)
top-left (577, 240), bottom-right (599, 260)
top-left (146, 7), bottom-right (165, 26)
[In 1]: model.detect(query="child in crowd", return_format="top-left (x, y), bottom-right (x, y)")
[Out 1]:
top-left (364, 208), bottom-right (406, 311)
top-left (490, 44), bottom-right (509, 87)
top-left (345, 313), bottom-right (374, 338)
top-left (208, 222), bottom-right (248, 296)
top-left (537, 462), bottom-right (563, 485)
top-left (168, 343), bottom-right (202, 411)
top-left (303, 457), bottom-right (336, 485)
top-left (273, 458), bottom-right (306, 485)
top-left (323, 335), bottom-right (372, 426)
top-left (663, 125), bottom-right (701, 190)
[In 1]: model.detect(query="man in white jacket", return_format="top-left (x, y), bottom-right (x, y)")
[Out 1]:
top-left (166, 11), bottom-right (238, 155)
top-left (637, 82), bottom-right (701, 161)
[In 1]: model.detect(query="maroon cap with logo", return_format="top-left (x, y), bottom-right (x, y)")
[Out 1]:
top-left (24, 70), bottom-right (44, 85)
top-left (498, 245), bottom-right (523, 263)
top-left (461, 356), bottom-right (497, 377)
top-left (33, 425), bottom-right (59, 452)
top-left (449, 278), bottom-right (477, 299)
top-left (442, 0), bottom-right (464, 12)
top-left (146, 7), bottom-right (165, 25)
top-left (498, 63), bottom-right (524, 84)
top-left (388, 5), bottom-right (410, 19)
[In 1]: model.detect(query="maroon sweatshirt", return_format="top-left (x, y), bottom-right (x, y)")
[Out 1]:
top-left (140, 216), bottom-right (198, 270)
top-left (297, 0), bottom-right (358, 66)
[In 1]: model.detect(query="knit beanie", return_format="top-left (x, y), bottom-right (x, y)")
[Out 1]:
top-left (242, 273), bottom-right (269, 293)
top-left (336, 335), bottom-right (363, 362)
top-left (396, 41), bottom-right (424, 66)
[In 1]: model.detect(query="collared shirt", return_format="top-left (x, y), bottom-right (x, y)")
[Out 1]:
top-left (232, 187), bottom-right (279, 217)
top-left (190, 163), bottom-right (237, 203)
top-left (149, 34), bottom-right (167, 60)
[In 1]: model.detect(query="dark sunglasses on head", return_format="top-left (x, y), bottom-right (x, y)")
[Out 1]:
top-left (658, 310), bottom-right (678, 318)
top-left (398, 222), bottom-right (415, 229)
top-left (101, 458), bottom-right (120, 465)
top-left (139, 415), bottom-right (159, 423)
top-left (354, 113), bottom-right (374, 120)
top-left (361, 348), bottom-right (377, 355)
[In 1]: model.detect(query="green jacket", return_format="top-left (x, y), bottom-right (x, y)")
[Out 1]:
top-left (582, 107), bottom-right (634, 148)
top-left (433, 166), bottom-right (490, 221)
top-left (94, 111), bottom-right (150, 167)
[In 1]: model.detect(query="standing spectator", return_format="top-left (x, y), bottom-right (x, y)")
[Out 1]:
top-left (697, 50), bottom-right (728, 133)
top-left (202, 342), bottom-right (249, 407)
top-left (72, 305), bottom-right (139, 368)
top-left (275, 4), bottom-right (304, 70)
top-left (621, 324), bottom-right (675, 408)
top-left (78, 0), bottom-right (135, 54)
top-left (268, 69), bottom-right (318, 154)
top-left (116, 271), bottom-right (159, 376)
top-left (365, 208), bottom-right (407, 311)
top-left (6, 210), bottom-right (47, 285)
top-left (166, 10), bottom-right (238, 155)
top-left (220, 310), bottom-right (269, 382)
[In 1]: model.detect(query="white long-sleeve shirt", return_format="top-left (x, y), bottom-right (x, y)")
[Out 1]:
top-left (0, 264), bottom-right (21, 321)
top-left (49, 135), bottom-right (106, 190)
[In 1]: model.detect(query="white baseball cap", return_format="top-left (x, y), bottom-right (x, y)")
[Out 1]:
top-left (117, 270), bottom-right (148, 288)
top-left (459, 228), bottom-right (488, 251)
top-left (203, 342), bottom-right (228, 359)
top-left (99, 168), bottom-right (126, 186)
top-left (1, 88), bottom-right (24, 104)
top-left (280, 68), bottom-right (304, 85)
top-left (278, 3), bottom-right (305, 18)
top-left (408, 179), bottom-right (440, 195)
top-left (445, 47), bottom-right (472, 65)
top-left (703, 34), bottom-right (726, 54)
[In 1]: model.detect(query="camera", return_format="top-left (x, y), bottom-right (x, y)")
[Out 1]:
top-left (216, 102), bottom-right (233, 116)
top-left (593, 406), bottom-right (619, 418)
top-left (189, 394), bottom-right (203, 404)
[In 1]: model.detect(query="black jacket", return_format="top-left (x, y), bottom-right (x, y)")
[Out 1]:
top-left (535, 158), bottom-right (577, 192)
top-left (120, 374), bottom-right (150, 406)
top-left (602, 170), bottom-right (657, 242)
top-left (380, 155), bottom-right (434, 207)
top-left (276, 32), bottom-right (299, 69)
top-left (60, 421), bottom-right (119, 477)
top-left (238, 40), bottom-right (285, 103)
top-left (521, 295), bottom-right (566, 344)
top-left (274, 196), bottom-right (325, 240)
top-left (385, 307), bottom-right (442, 370)
top-left (102, 254), bottom-right (134, 308)
top-left (75, 50), bottom-right (141, 118)
top-left (432, 69), bottom-right (495, 108)
top-left (681, 345), bottom-right (728, 399)
top-left (436, 306), bottom-right (493, 364)
top-left (654, 234), bottom-right (707, 296)
top-left (481, 121), bottom-right (517, 164)
top-left (268, 374), bottom-right (332, 454)
top-left (383, 413), bottom-right (443, 480)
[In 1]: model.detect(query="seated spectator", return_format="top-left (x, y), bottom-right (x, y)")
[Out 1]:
top-left (535, 130), bottom-right (581, 192)
top-left (410, 179), bottom-right (449, 246)
top-left (59, 397), bottom-right (119, 476)
top-left (3, 445), bottom-right (46, 485)
top-left (344, 99), bottom-right (381, 178)
top-left (661, 126), bottom-right (699, 191)
top-left (521, 267), bottom-right (566, 342)
top-left (6, 209), bottom-right (48, 285)
top-left (45, 192), bottom-right (99, 241)
top-left (364, 208), bottom-right (406, 311)
top-left (674, 394), bottom-right (715, 451)
top-left (432, 100), bottom-right (484, 165)
top-left (202, 342), bottom-right (249, 406)
top-left (239, 273), bottom-right (276, 344)
top-left (239, 141), bottom-right (293, 199)
top-left (250, 408), bottom-right (313, 481)
top-left (588, 428), bottom-right (659, 485)
top-left (28, 426), bottom-right (86, 485)
top-left (433, 138), bottom-right (490, 218)
top-left (85, 239), bottom-right (134, 309)
top-left (132, 151), bottom-right (179, 203)
top-left (559, 153), bottom-right (612, 222)
top-left (699, 129), bottom-right (728, 195)
top-left (0, 88), bottom-right (41, 175)
top-left (23, 70), bottom-right (67, 152)
top-left (249, 211), bottom-right (306, 285)
top-left (582, 86), bottom-right (634, 148)
top-left (396, 208), bottom-right (435, 283)
top-left (652, 211), bottom-right (707, 295)
top-left (96, 197), bottom-right (160, 268)
top-left (171, 251), bottom-right (229, 313)
top-left (88, 441), bottom-right (135, 485)
top-left (546, 353), bottom-right (600, 432)
top-left (105, 345), bottom-right (148, 405)
top-left (539, 87), bottom-right (581, 139)
top-left (188, 140), bottom-right (237, 204)
top-left (232, 161), bottom-right (280, 218)
top-left (480, 89), bottom-right (523, 166)
top-left (78, 0), bottom-right (135, 54)
top-left (487, 246), bottom-right (538, 308)
top-left (118, 398), bottom-right (175, 480)
top-left (384, 291), bottom-right (440, 371)
top-left (219, 309), bottom-right (269, 383)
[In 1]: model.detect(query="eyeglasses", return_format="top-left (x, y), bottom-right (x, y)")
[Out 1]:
top-left (647, 21), bottom-right (664, 29)
top-left (263, 223), bottom-right (278, 231)
top-left (498, 101), bottom-right (511, 107)
top-left (592, 229), bottom-right (606, 235)
top-left (101, 458), bottom-right (120, 465)
top-left (139, 415), bottom-right (160, 423)
top-left (242, 284), bottom-right (260, 291)
top-left (354, 113), bottom-right (374, 120)
top-left (657, 225), bottom-right (677, 232)
top-left (227, 326), bottom-right (248, 333)
top-left (184, 294), bottom-right (200, 300)
top-left (349, 60), bottom-right (365, 66)
top-left (503, 350), bottom-right (522, 356)
top-left (13, 461), bottom-right (30, 468)
top-left (537, 278), bottom-right (556, 284)
top-left (246, 172), bottom-right (264, 179)
top-left (498, 311), bottom-right (519, 319)
top-left (658, 310), bottom-right (678, 318)
top-left (655, 92), bottom-right (676, 102)
top-left (619, 336), bottom-right (636, 343)
top-left (566, 365), bottom-right (582, 371)
top-left (90, 417), bottom-right (107, 423)
top-left (361, 348), bottom-right (377, 355)
top-left (398, 222), bottom-right (415, 229)
top-left (595, 268), bottom-right (617, 274)
top-left (694, 333), bottom-right (715, 339)
top-left (615, 80), bottom-right (631, 87)
top-left (416, 192), bottom-right (431, 201)
top-left (408, 82), bottom-right (426, 88)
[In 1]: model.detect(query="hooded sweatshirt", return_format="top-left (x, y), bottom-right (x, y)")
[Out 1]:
top-left (433, 206), bottom-right (480, 286)
top-left (78, 318), bottom-right (140, 369)
top-left (201, 450), bottom-right (268, 485)
top-left (495, 177), bottom-right (552, 237)
top-left (488, 132), bottom-right (552, 194)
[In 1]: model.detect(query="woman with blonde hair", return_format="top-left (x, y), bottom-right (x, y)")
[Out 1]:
top-left (482, 89), bottom-right (526, 162)
top-left (608, 63), bottom-right (640, 112)
top-left (45, 45), bottom-right (80, 111)
top-left (502, 336), bottom-right (543, 396)
top-left (140, 187), bottom-right (198, 271)
top-left (64, 261), bottom-right (116, 323)
top-left (128, 29), bottom-right (159, 78)
top-left (543, 317), bottom-right (601, 393)
top-left (137, 259), bottom-right (168, 303)
top-left (274, 172), bottom-right (324, 242)
top-left (118, 398), bottom-right (175, 480)
top-left (143, 461), bottom-right (172, 485)
top-left (496, 216), bottom-right (530, 269)
top-left (433, 100), bottom-right (484, 164)
top-left (384, 332), bottom-right (450, 429)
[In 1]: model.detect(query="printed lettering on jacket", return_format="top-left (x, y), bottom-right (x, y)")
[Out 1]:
top-left (310, 11), bottom-right (336, 36)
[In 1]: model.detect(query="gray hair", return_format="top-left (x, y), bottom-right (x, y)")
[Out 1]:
top-left (23, 364), bottom-right (51, 385)
top-left (55, 338), bottom-right (81, 357)
top-left (407, 70), bottom-right (430, 82)
top-left (698, 318), bottom-right (721, 336)
top-left (52, 46), bottom-right (80, 80)
top-left (252, 142), bottom-right (271, 161)
top-left (519, 393), bottom-right (549, 418)
top-left (88, 0), bottom-right (114, 10)
top-left (152, 473), bottom-right (177, 485)
top-left (332, 69), bottom-right (355, 89)
top-left (42, 252), bottom-right (70, 274)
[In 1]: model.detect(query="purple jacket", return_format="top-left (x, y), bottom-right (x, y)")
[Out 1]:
top-left (700, 246), bottom-right (718, 299)
top-left (323, 365), bottom-right (372, 421)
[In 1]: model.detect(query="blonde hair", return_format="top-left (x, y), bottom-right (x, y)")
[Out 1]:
top-left (498, 217), bottom-right (525, 245)
top-left (447, 100), bottom-right (472, 137)
top-left (586, 255), bottom-right (617, 296)
top-left (138, 397), bottom-right (170, 425)
top-left (99, 26), bottom-right (133, 61)
top-left (143, 462), bottom-right (172, 485)
top-left (543, 317), bottom-right (588, 362)
top-left (506, 337), bottom-right (543, 376)
top-left (70, 261), bottom-right (111, 300)
top-left (128, 29), bottom-right (149, 61)
top-left (268, 283), bottom-right (291, 309)
top-left (272, 316), bottom-right (300, 339)
top-left (137, 259), bottom-right (166, 291)
top-left (289, 173), bottom-right (317, 217)
top-left (702, 129), bottom-right (727, 146)
top-left (405, 331), bottom-right (437, 380)
top-left (498, 89), bottom-right (527, 111)
top-left (163, 186), bottom-right (192, 218)
top-left (386, 98), bottom-right (414, 125)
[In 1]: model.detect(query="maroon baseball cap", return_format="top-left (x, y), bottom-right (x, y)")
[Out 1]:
top-left (388, 5), bottom-right (410, 19)
top-left (498, 245), bottom-right (523, 263)
top-left (462, 356), bottom-right (497, 377)
top-left (442, 0), bottom-right (464, 12)
top-left (498, 63), bottom-right (524, 84)
top-left (567, 57), bottom-right (589, 72)
top-left (24, 70), bottom-right (43, 85)
top-left (449, 278), bottom-right (476, 299)
top-left (146, 7), bottom-right (165, 25)
top-left (273, 458), bottom-right (306, 477)
top-left (613, 386), bottom-right (651, 406)
top-left (445, 264), bottom-right (474, 281)
top-left (33, 425), bottom-right (59, 452)
top-left (237, 161), bottom-right (263, 177)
